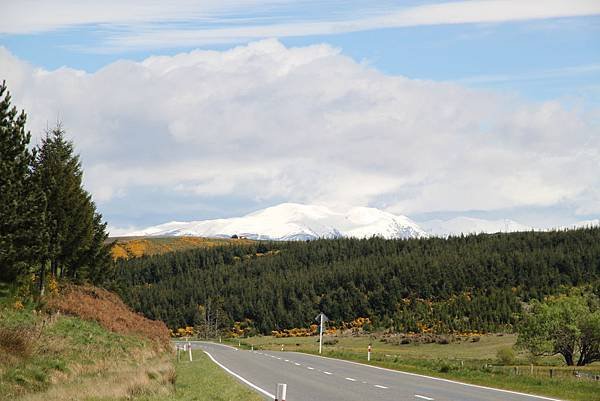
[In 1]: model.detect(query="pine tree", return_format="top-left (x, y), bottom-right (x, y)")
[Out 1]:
top-left (33, 125), bottom-right (110, 291)
top-left (0, 81), bottom-right (47, 282)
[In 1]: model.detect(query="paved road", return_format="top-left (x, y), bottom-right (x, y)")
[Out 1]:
top-left (183, 341), bottom-right (562, 401)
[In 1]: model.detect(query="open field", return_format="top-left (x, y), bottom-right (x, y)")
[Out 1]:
top-left (238, 334), bottom-right (600, 401)
top-left (109, 236), bottom-right (255, 259)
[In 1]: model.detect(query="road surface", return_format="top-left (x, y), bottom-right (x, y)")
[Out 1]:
top-left (184, 341), bottom-right (562, 401)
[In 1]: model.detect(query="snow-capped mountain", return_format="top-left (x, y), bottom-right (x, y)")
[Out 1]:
top-left (126, 203), bottom-right (427, 240)
top-left (419, 217), bottom-right (532, 237)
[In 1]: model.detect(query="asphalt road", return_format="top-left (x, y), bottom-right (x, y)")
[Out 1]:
top-left (184, 341), bottom-right (562, 401)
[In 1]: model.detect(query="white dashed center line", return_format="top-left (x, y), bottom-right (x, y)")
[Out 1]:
top-left (294, 362), bottom-right (301, 366)
top-left (415, 395), bottom-right (434, 400)
top-left (374, 385), bottom-right (388, 389)
top-left (345, 377), bottom-right (357, 382)
top-left (323, 371), bottom-right (332, 375)
top-left (307, 367), bottom-right (314, 370)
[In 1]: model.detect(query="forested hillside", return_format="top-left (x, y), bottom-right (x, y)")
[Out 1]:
top-left (109, 228), bottom-right (600, 334)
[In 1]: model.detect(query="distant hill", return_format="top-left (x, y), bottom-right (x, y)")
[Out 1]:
top-left (109, 236), bottom-right (254, 259)
top-left (124, 203), bottom-right (427, 240)
top-left (110, 227), bottom-right (600, 334)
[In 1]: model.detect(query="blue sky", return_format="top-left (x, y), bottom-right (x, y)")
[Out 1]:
top-left (1, 1), bottom-right (599, 232)
top-left (4, 6), bottom-right (600, 103)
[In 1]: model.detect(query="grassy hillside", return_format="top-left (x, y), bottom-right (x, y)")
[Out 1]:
top-left (109, 236), bottom-right (255, 259)
top-left (0, 283), bottom-right (268, 401)
top-left (0, 283), bottom-right (172, 400)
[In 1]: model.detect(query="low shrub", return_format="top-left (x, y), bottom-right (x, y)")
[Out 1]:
top-left (496, 347), bottom-right (516, 365)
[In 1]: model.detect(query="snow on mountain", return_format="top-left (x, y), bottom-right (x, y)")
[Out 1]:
top-left (419, 217), bottom-right (532, 237)
top-left (126, 203), bottom-right (427, 240)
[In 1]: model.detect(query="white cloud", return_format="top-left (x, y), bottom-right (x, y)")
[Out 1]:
top-left (0, 40), bottom-right (598, 224)
top-left (3, 1), bottom-right (600, 50)
top-left (108, 0), bottom-right (600, 50)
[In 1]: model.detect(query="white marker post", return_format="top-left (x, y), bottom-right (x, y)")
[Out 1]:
top-left (188, 341), bottom-right (193, 362)
top-left (275, 383), bottom-right (287, 401)
top-left (368, 344), bottom-right (372, 362)
top-left (315, 312), bottom-right (329, 354)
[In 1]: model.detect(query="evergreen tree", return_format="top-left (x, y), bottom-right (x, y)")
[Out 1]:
top-left (33, 125), bottom-right (110, 291)
top-left (0, 81), bottom-right (46, 282)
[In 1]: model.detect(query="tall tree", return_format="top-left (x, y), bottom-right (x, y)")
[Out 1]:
top-left (33, 125), bottom-right (110, 291)
top-left (517, 295), bottom-right (600, 366)
top-left (0, 81), bottom-right (46, 282)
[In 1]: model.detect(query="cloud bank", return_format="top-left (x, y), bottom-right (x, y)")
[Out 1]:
top-left (1, 40), bottom-right (598, 226)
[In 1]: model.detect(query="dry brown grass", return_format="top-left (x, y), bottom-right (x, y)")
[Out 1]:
top-left (19, 355), bottom-right (175, 401)
top-left (0, 326), bottom-right (33, 359)
top-left (44, 285), bottom-right (170, 348)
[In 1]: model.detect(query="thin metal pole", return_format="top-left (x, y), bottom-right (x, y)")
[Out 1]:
top-left (319, 313), bottom-right (324, 354)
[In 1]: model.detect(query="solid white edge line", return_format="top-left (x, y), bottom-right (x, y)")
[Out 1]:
top-left (415, 395), bottom-right (434, 400)
top-left (203, 350), bottom-right (275, 399)
top-left (292, 352), bottom-right (564, 401)
top-left (184, 340), bottom-right (239, 351)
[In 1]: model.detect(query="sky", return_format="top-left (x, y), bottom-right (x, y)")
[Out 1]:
top-left (1, 0), bottom-right (599, 234)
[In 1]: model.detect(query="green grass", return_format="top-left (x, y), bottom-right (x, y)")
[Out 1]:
top-left (0, 284), bottom-right (263, 401)
top-left (240, 334), bottom-right (600, 401)
top-left (138, 350), bottom-right (264, 401)
top-left (0, 309), bottom-right (153, 397)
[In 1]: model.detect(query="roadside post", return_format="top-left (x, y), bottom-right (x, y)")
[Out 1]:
top-left (188, 341), bottom-right (193, 362)
top-left (275, 383), bottom-right (287, 401)
top-left (315, 312), bottom-right (329, 354)
top-left (368, 344), bottom-right (372, 362)
top-left (177, 345), bottom-right (181, 362)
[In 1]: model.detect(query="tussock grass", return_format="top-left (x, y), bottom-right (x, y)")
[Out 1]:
top-left (0, 283), bottom-right (173, 400)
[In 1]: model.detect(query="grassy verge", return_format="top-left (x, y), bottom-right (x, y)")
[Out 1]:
top-left (0, 282), bottom-right (176, 400)
top-left (0, 307), bottom-right (174, 400)
top-left (240, 335), bottom-right (600, 401)
top-left (140, 350), bottom-right (264, 401)
top-left (1, 282), bottom-right (265, 401)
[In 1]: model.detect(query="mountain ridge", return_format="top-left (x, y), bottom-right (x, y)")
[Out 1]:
top-left (126, 203), bottom-right (427, 240)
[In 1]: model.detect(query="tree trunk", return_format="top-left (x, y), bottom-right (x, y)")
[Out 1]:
top-left (38, 260), bottom-right (46, 296)
top-left (563, 351), bottom-right (574, 366)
